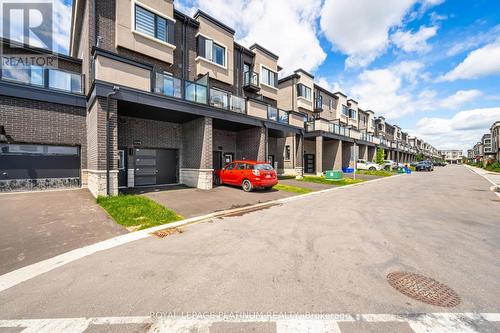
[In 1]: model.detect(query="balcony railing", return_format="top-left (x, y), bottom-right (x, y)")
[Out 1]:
top-left (361, 132), bottom-right (374, 142)
top-left (185, 80), bottom-right (208, 104)
top-left (154, 72), bottom-right (182, 98)
top-left (1, 66), bottom-right (84, 94)
top-left (314, 98), bottom-right (323, 112)
top-left (278, 109), bottom-right (289, 124)
top-left (243, 71), bottom-right (260, 91)
top-left (209, 88), bottom-right (246, 114)
top-left (329, 123), bottom-right (350, 137)
top-left (267, 106), bottom-right (290, 124)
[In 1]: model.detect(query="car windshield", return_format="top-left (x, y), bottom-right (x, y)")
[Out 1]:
top-left (254, 164), bottom-right (273, 171)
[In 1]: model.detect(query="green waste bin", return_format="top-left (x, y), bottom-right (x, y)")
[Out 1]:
top-left (325, 170), bottom-right (343, 180)
top-left (397, 167), bottom-right (406, 174)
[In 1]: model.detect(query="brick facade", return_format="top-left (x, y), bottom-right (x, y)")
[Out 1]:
top-left (0, 96), bottom-right (87, 170)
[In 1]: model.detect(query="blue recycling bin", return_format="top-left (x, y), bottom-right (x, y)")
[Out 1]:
top-left (405, 167), bottom-right (412, 174)
top-left (342, 167), bottom-right (354, 173)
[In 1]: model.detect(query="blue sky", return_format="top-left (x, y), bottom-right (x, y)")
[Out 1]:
top-left (3, 0), bottom-right (499, 150)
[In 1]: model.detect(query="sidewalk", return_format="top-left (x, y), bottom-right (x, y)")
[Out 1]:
top-left (465, 165), bottom-right (500, 192)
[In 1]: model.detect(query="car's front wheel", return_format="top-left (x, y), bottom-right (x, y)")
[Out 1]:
top-left (369, 167), bottom-right (376, 171)
top-left (242, 179), bottom-right (253, 192)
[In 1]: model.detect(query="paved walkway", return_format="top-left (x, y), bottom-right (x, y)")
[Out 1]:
top-left (0, 189), bottom-right (127, 275)
top-left (466, 165), bottom-right (500, 190)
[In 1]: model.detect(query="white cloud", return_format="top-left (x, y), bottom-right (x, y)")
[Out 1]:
top-left (391, 25), bottom-right (438, 53)
top-left (445, 25), bottom-right (500, 57)
top-left (320, 0), bottom-right (417, 68)
top-left (409, 108), bottom-right (500, 149)
top-left (439, 89), bottom-right (482, 109)
top-left (315, 76), bottom-right (341, 92)
top-left (349, 61), bottom-right (485, 121)
top-left (349, 61), bottom-right (430, 119)
top-left (319, 0), bottom-right (442, 68)
top-left (181, 0), bottom-right (326, 74)
top-left (442, 39), bottom-right (500, 81)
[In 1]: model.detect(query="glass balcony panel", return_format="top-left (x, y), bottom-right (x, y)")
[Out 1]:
top-left (209, 88), bottom-right (229, 109)
top-left (154, 72), bottom-right (182, 98)
top-left (244, 71), bottom-right (259, 86)
top-left (185, 81), bottom-right (207, 104)
top-left (267, 106), bottom-right (277, 121)
top-left (2, 66), bottom-right (44, 86)
top-left (278, 109), bottom-right (289, 124)
top-left (48, 69), bottom-right (82, 93)
top-left (230, 95), bottom-right (246, 113)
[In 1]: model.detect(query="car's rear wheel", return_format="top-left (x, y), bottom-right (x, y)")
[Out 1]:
top-left (242, 179), bottom-right (253, 192)
top-left (214, 175), bottom-right (221, 185)
top-left (369, 167), bottom-right (376, 171)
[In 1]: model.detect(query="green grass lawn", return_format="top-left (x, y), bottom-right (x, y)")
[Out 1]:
top-left (357, 169), bottom-right (397, 177)
top-left (97, 195), bottom-right (183, 230)
top-left (273, 183), bottom-right (313, 194)
top-left (299, 176), bottom-right (365, 186)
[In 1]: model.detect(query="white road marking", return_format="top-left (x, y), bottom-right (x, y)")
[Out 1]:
top-left (0, 313), bottom-right (498, 333)
top-left (0, 174), bottom-right (403, 294)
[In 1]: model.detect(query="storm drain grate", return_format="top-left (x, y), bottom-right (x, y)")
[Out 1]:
top-left (150, 227), bottom-right (183, 238)
top-left (387, 272), bottom-right (461, 307)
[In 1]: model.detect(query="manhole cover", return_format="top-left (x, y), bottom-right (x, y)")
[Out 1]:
top-left (387, 272), bottom-right (461, 307)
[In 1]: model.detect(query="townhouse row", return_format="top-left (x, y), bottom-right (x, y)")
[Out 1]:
top-left (467, 122), bottom-right (500, 163)
top-left (0, 0), bottom-right (439, 195)
top-left (438, 150), bottom-right (463, 164)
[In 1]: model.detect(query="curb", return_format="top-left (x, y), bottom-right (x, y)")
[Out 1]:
top-left (0, 173), bottom-right (405, 293)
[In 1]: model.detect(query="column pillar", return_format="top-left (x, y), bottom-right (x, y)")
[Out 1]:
top-left (333, 139), bottom-right (342, 170)
top-left (315, 136), bottom-right (323, 175)
top-left (86, 96), bottom-right (118, 197)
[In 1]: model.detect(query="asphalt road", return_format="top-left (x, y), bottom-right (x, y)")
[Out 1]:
top-left (1, 165), bottom-right (499, 332)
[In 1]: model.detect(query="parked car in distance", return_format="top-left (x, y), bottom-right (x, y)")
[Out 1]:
top-left (356, 159), bottom-right (382, 171)
top-left (214, 160), bottom-right (278, 192)
top-left (410, 161), bottom-right (419, 167)
top-left (382, 160), bottom-right (397, 169)
top-left (415, 161), bottom-right (434, 171)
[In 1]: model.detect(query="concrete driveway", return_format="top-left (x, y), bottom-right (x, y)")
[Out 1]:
top-left (0, 189), bottom-right (127, 275)
top-left (138, 185), bottom-right (295, 219)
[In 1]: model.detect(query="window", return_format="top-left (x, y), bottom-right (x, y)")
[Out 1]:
top-left (285, 145), bottom-right (291, 160)
top-left (261, 67), bottom-right (277, 88)
top-left (197, 35), bottom-right (226, 67)
top-left (349, 109), bottom-right (357, 119)
top-left (226, 163), bottom-right (236, 170)
top-left (134, 4), bottom-right (174, 44)
top-left (329, 99), bottom-right (333, 111)
top-left (341, 105), bottom-right (349, 116)
top-left (118, 151), bottom-right (125, 170)
top-left (297, 84), bottom-right (311, 101)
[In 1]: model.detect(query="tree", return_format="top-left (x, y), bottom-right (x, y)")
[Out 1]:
top-left (415, 153), bottom-right (424, 161)
top-left (375, 147), bottom-right (385, 165)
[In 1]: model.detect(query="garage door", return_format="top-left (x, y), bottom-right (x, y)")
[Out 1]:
top-left (134, 148), bottom-right (178, 186)
top-left (0, 143), bottom-right (80, 191)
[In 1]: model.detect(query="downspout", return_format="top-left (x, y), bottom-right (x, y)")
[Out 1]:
top-left (106, 86), bottom-right (120, 196)
top-left (263, 122), bottom-right (268, 161)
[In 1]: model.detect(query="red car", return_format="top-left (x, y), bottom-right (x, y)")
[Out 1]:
top-left (213, 160), bottom-right (278, 192)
